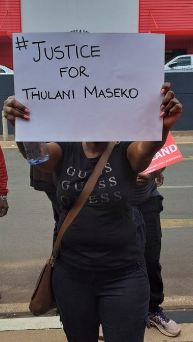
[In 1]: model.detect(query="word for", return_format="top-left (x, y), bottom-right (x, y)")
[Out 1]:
top-left (32, 41), bottom-right (101, 62)
top-left (152, 144), bottom-right (178, 161)
top-left (60, 66), bottom-right (89, 78)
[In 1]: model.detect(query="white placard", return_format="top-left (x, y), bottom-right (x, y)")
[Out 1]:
top-left (13, 32), bottom-right (165, 142)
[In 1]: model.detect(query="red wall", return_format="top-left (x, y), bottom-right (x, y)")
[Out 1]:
top-left (139, 0), bottom-right (193, 61)
top-left (166, 35), bottom-right (193, 52)
top-left (0, 0), bottom-right (21, 69)
top-left (0, 37), bottom-right (13, 69)
top-left (139, 0), bottom-right (193, 32)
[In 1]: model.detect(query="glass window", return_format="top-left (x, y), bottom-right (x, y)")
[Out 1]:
top-left (175, 56), bottom-right (191, 66)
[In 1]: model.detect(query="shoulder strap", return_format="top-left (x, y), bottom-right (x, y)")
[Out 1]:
top-left (51, 142), bottom-right (115, 264)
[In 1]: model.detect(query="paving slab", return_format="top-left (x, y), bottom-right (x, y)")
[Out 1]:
top-left (0, 324), bottom-right (192, 342)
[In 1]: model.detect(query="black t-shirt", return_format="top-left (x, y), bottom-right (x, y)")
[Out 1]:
top-left (55, 142), bottom-right (143, 270)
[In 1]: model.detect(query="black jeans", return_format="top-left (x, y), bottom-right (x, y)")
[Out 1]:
top-left (52, 261), bottom-right (150, 342)
top-left (136, 195), bottom-right (164, 313)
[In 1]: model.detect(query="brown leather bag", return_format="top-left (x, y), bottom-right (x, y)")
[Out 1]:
top-left (29, 142), bottom-right (115, 316)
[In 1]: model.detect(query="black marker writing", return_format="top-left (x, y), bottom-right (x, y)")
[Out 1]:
top-left (22, 87), bottom-right (75, 100)
top-left (84, 86), bottom-right (138, 99)
top-left (32, 41), bottom-right (100, 62)
top-left (60, 66), bottom-right (89, 78)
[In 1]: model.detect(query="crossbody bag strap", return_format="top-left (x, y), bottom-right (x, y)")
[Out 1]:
top-left (50, 141), bottom-right (116, 264)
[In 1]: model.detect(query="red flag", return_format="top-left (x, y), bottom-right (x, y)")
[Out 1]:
top-left (142, 132), bottom-right (183, 174)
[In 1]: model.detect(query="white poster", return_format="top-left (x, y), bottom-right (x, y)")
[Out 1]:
top-left (13, 32), bottom-right (165, 142)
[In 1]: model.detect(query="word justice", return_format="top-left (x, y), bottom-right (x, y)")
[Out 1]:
top-left (32, 41), bottom-right (101, 62)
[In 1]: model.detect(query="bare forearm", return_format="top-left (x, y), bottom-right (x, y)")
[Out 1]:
top-left (139, 126), bottom-right (169, 160)
top-left (16, 142), bottom-right (62, 173)
top-left (0, 147), bottom-right (9, 194)
top-left (129, 127), bottom-right (169, 173)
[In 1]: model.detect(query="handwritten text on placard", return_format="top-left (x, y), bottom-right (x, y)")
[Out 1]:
top-left (13, 33), bottom-right (165, 141)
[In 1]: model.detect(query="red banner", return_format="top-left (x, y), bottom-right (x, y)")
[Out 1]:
top-left (142, 132), bottom-right (183, 174)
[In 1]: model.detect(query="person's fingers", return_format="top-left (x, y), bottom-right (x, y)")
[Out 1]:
top-left (157, 175), bottom-right (164, 186)
top-left (0, 206), bottom-right (8, 217)
top-left (160, 90), bottom-right (175, 108)
top-left (3, 97), bottom-right (30, 121)
top-left (4, 97), bottom-right (29, 113)
top-left (160, 82), bottom-right (171, 95)
top-left (157, 179), bottom-right (163, 187)
top-left (160, 97), bottom-right (182, 118)
top-left (0, 212), bottom-right (7, 217)
top-left (136, 179), bottom-right (148, 186)
top-left (167, 100), bottom-right (183, 117)
top-left (137, 173), bottom-right (149, 179)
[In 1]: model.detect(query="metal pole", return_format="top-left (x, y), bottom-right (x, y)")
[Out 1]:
top-left (2, 110), bottom-right (8, 141)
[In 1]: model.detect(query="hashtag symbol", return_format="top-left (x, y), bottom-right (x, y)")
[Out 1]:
top-left (15, 36), bottom-right (29, 51)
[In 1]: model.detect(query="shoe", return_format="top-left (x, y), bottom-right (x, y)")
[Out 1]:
top-left (149, 307), bottom-right (181, 337)
top-left (99, 325), bottom-right (104, 340)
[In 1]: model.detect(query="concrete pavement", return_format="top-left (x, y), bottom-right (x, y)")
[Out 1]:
top-left (1, 327), bottom-right (192, 342)
top-left (0, 317), bottom-right (192, 342)
top-left (1, 326), bottom-right (193, 342)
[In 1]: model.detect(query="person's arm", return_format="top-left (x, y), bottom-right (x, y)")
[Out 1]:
top-left (146, 167), bottom-right (165, 180)
top-left (136, 167), bottom-right (165, 187)
top-left (16, 141), bottom-right (62, 173)
top-left (3, 97), bottom-right (62, 173)
top-left (127, 83), bottom-right (182, 173)
top-left (3, 83), bottom-right (182, 173)
top-left (156, 172), bottom-right (164, 187)
top-left (0, 147), bottom-right (9, 217)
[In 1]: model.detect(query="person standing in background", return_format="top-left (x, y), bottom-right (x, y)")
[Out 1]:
top-left (99, 169), bottom-right (180, 340)
top-left (0, 146), bottom-right (9, 217)
top-left (0, 145), bottom-right (9, 299)
top-left (30, 165), bottom-right (60, 245)
top-left (133, 169), bottom-right (180, 337)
